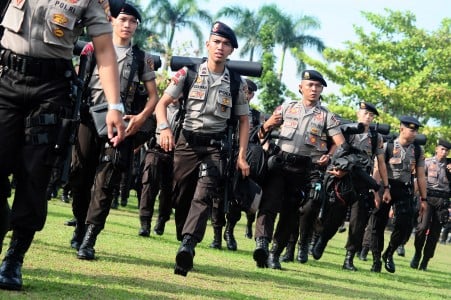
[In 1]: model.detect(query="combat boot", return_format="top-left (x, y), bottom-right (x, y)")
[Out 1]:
top-left (382, 245), bottom-right (396, 273)
top-left (309, 232), bottom-right (319, 255)
top-left (0, 230), bottom-right (34, 290)
top-left (153, 218), bottom-right (166, 236)
top-left (138, 216), bottom-right (151, 237)
top-left (174, 234), bottom-right (197, 276)
top-left (312, 236), bottom-right (328, 260)
top-left (342, 250), bottom-right (358, 271)
top-left (209, 227), bottom-right (222, 249)
top-left (297, 234), bottom-right (310, 264)
top-left (280, 241), bottom-right (295, 262)
top-left (253, 237), bottom-right (269, 268)
top-left (70, 221), bottom-right (86, 250)
top-left (410, 251), bottom-right (421, 269)
top-left (267, 242), bottom-right (282, 269)
top-left (418, 257), bottom-right (429, 271)
top-left (245, 221), bottom-right (253, 239)
top-left (370, 252), bottom-right (382, 273)
top-left (396, 244), bottom-right (405, 257)
top-left (77, 224), bottom-right (102, 260)
top-left (359, 246), bottom-right (369, 261)
top-left (223, 222), bottom-right (237, 251)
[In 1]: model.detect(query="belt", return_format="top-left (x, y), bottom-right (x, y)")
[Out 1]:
top-left (389, 179), bottom-right (412, 188)
top-left (428, 189), bottom-right (450, 199)
top-left (0, 48), bottom-right (72, 79)
top-left (182, 129), bottom-right (225, 146)
top-left (280, 151), bottom-right (312, 167)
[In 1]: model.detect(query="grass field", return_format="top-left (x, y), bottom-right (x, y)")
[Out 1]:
top-left (0, 192), bottom-right (450, 299)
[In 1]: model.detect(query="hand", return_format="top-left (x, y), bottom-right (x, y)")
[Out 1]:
top-left (317, 154), bottom-right (330, 166)
top-left (236, 157), bottom-right (250, 178)
top-left (373, 192), bottom-right (381, 208)
top-left (382, 189), bottom-right (391, 204)
top-left (419, 200), bottom-right (428, 216)
top-left (327, 167), bottom-right (347, 178)
top-left (106, 110), bottom-right (125, 147)
top-left (159, 129), bottom-right (174, 152)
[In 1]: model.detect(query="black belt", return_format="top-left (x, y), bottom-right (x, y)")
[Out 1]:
top-left (182, 129), bottom-right (225, 147)
top-left (428, 189), bottom-right (450, 199)
top-left (389, 179), bottom-right (412, 188)
top-left (280, 151), bottom-right (312, 167)
top-left (0, 48), bottom-right (72, 79)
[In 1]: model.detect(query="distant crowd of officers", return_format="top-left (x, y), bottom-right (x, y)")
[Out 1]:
top-left (0, 1), bottom-right (449, 291)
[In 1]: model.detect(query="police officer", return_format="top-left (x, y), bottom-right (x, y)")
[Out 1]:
top-left (0, 0), bottom-right (126, 290)
top-left (369, 116), bottom-right (427, 273)
top-left (155, 21), bottom-right (250, 276)
top-left (411, 138), bottom-right (451, 270)
top-left (69, 2), bottom-right (159, 260)
top-left (138, 98), bottom-right (180, 237)
top-left (254, 70), bottom-right (345, 269)
top-left (310, 102), bottom-right (391, 271)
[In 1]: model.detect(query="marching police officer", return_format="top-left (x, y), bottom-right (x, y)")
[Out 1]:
top-left (254, 70), bottom-right (346, 269)
top-left (369, 116), bottom-right (427, 273)
top-left (0, 0), bottom-right (125, 290)
top-left (156, 21), bottom-right (250, 276)
top-left (411, 138), bottom-right (451, 270)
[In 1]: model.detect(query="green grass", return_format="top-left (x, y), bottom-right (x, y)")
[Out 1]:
top-left (1, 193), bottom-right (450, 299)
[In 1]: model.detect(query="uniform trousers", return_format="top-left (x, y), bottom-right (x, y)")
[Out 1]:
top-left (0, 64), bottom-right (72, 232)
top-left (172, 133), bottom-right (223, 242)
top-left (414, 196), bottom-right (449, 259)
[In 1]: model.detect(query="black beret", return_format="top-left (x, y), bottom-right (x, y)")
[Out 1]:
top-left (399, 116), bottom-right (422, 130)
top-left (359, 102), bottom-right (379, 116)
top-left (118, 2), bottom-right (141, 22)
top-left (301, 70), bottom-right (327, 87)
top-left (211, 21), bottom-right (238, 49)
top-left (438, 138), bottom-right (451, 149)
top-left (245, 79), bottom-right (258, 92)
top-left (109, 0), bottom-right (126, 18)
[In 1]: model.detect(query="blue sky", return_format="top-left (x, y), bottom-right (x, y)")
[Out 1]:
top-left (140, 0), bottom-right (450, 96)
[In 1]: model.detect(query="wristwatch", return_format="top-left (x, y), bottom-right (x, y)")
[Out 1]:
top-left (108, 103), bottom-right (125, 114)
top-left (158, 122), bottom-right (170, 130)
top-left (384, 185), bottom-right (391, 189)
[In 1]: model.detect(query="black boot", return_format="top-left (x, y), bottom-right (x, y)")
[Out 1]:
top-left (342, 250), bottom-right (358, 271)
top-left (371, 252), bottom-right (382, 273)
top-left (209, 227), bottom-right (222, 249)
top-left (309, 232), bottom-right (319, 255)
top-left (410, 251), bottom-right (421, 269)
top-left (419, 257), bottom-right (429, 271)
top-left (0, 230), bottom-right (34, 290)
top-left (280, 241), bottom-right (295, 262)
top-left (138, 216), bottom-right (151, 237)
top-left (396, 244), bottom-right (405, 257)
top-left (77, 224), bottom-right (102, 260)
top-left (70, 222), bottom-right (86, 250)
top-left (312, 236), bottom-right (327, 260)
top-left (253, 237), bottom-right (269, 268)
top-left (174, 234), bottom-right (197, 276)
top-left (359, 246), bottom-right (369, 261)
top-left (382, 246), bottom-right (396, 273)
top-left (245, 222), bottom-right (253, 239)
top-left (223, 222), bottom-right (237, 251)
top-left (153, 218), bottom-right (166, 236)
top-left (0, 201), bottom-right (10, 254)
top-left (267, 242), bottom-right (282, 269)
top-left (297, 234), bottom-right (310, 264)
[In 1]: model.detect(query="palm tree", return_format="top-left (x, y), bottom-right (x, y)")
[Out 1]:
top-left (144, 0), bottom-right (212, 70)
top-left (216, 6), bottom-right (264, 62)
top-left (260, 4), bottom-right (325, 80)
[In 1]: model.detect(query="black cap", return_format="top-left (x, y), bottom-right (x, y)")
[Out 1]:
top-left (301, 70), bottom-right (327, 87)
top-left (118, 2), bottom-right (141, 22)
top-left (399, 116), bottom-right (422, 130)
top-left (438, 138), bottom-right (451, 149)
top-left (109, 0), bottom-right (126, 18)
top-left (359, 102), bottom-right (379, 116)
top-left (211, 21), bottom-right (238, 48)
top-left (245, 79), bottom-right (258, 92)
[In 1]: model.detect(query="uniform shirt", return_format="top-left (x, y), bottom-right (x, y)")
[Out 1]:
top-left (425, 156), bottom-right (450, 193)
top-left (385, 138), bottom-right (425, 183)
top-left (88, 43), bottom-right (156, 106)
top-left (348, 131), bottom-right (384, 171)
top-left (164, 61), bottom-right (249, 134)
top-left (1, 0), bottom-right (112, 59)
top-left (274, 101), bottom-right (342, 161)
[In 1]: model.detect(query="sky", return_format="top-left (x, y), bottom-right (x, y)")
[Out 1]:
top-left (140, 0), bottom-right (450, 96)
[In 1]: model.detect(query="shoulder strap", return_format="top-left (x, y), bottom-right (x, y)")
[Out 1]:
top-left (385, 139), bottom-right (394, 164)
top-left (369, 128), bottom-right (378, 158)
top-left (413, 143), bottom-right (421, 162)
top-left (132, 44), bottom-right (145, 80)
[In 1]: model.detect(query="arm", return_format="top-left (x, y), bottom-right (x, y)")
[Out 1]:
top-left (237, 114), bottom-right (250, 177)
top-left (124, 79), bottom-right (159, 137)
top-left (321, 133), bottom-right (345, 167)
top-left (156, 93), bottom-right (176, 152)
top-left (376, 153), bottom-right (392, 203)
top-left (91, 33), bottom-right (124, 146)
top-left (416, 165), bottom-right (428, 215)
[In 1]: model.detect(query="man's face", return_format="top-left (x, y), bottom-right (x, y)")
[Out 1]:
top-left (357, 109), bottom-right (375, 126)
top-left (399, 124), bottom-right (418, 143)
top-left (299, 80), bottom-right (323, 101)
top-left (246, 89), bottom-right (255, 102)
top-left (436, 145), bottom-right (449, 160)
top-left (206, 35), bottom-right (234, 63)
top-left (112, 14), bottom-right (138, 39)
